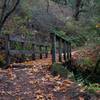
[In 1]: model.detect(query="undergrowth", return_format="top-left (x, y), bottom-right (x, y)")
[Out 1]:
top-left (51, 63), bottom-right (100, 94)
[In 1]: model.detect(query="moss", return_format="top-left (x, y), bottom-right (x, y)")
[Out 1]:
top-left (51, 63), bottom-right (75, 80)
top-left (86, 83), bottom-right (100, 94)
top-left (51, 63), bottom-right (68, 77)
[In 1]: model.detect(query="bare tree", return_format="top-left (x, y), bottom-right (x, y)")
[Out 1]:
top-left (46, 0), bottom-right (50, 13)
top-left (73, 0), bottom-right (88, 21)
top-left (0, 0), bottom-right (20, 32)
top-left (73, 0), bottom-right (82, 21)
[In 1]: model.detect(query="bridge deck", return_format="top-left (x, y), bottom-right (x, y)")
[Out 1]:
top-left (0, 57), bottom-right (93, 100)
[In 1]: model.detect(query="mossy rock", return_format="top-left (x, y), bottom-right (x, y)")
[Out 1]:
top-left (51, 63), bottom-right (74, 80)
top-left (0, 60), bottom-right (7, 68)
top-left (0, 60), bottom-right (4, 66)
top-left (51, 63), bottom-right (68, 77)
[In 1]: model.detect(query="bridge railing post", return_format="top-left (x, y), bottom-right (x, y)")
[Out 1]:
top-left (67, 42), bottom-right (71, 63)
top-left (5, 34), bottom-right (10, 68)
top-left (63, 41), bottom-right (67, 62)
top-left (39, 45), bottom-right (42, 59)
top-left (32, 44), bottom-right (35, 60)
top-left (58, 38), bottom-right (62, 62)
top-left (45, 46), bottom-right (48, 58)
top-left (69, 43), bottom-right (71, 61)
top-left (51, 33), bottom-right (56, 64)
top-left (21, 41), bottom-right (25, 61)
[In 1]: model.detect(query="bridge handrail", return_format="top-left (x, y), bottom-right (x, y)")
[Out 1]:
top-left (50, 32), bottom-right (71, 64)
top-left (0, 34), bottom-right (49, 68)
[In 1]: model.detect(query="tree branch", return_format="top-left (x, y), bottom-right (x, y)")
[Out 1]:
top-left (0, 0), bottom-right (7, 23)
top-left (0, 0), bottom-right (20, 32)
top-left (46, 0), bottom-right (50, 13)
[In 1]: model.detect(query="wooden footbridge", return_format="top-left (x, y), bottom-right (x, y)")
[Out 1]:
top-left (0, 32), bottom-right (71, 68)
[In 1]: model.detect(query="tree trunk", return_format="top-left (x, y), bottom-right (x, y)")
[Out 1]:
top-left (74, 0), bottom-right (82, 21)
top-left (0, 0), bottom-right (20, 34)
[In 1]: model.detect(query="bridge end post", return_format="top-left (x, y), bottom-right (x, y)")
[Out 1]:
top-left (51, 33), bottom-right (56, 64)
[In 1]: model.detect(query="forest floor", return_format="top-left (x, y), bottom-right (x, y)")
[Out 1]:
top-left (0, 57), bottom-right (99, 100)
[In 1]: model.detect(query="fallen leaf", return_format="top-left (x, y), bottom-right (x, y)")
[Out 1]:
top-left (79, 96), bottom-right (84, 100)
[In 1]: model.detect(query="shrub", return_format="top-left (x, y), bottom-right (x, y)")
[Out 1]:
top-left (76, 57), bottom-right (95, 72)
top-left (51, 63), bottom-right (68, 78)
top-left (0, 54), bottom-right (5, 66)
top-left (51, 63), bottom-right (75, 80)
top-left (86, 83), bottom-right (100, 94)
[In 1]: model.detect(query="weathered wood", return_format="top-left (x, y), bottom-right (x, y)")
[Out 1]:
top-left (45, 46), bottom-right (48, 58)
top-left (51, 33), bottom-right (56, 63)
top-left (32, 44), bottom-right (35, 60)
top-left (9, 35), bottom-right (48, 46)
top-left (69, 43), bottom-right (71, 60)
top-left (53, 32), bottom-right (69, 43)
top-left (5, 34), bottom-right (10, 68)
top-left (39, 45), bottom-right (42, 59)
top-left (0, 34), bottom-right (6, 39)
top-left (0, 34), bottom-right (50, 68)
top-left (12, 63), bottom-right (33, 68)
top-left (0, 33), bottom-right (71, 68)
top-left (58, 38), bottom-right (62, 62)
top-left (51, 32), bottom-right (71, 65)
top-left (67, 43), bottom-right (71, 61)
top-left (9, 50), bottom-right (46, 55)
top-left (21, 42), bottom-right (25, 61)
top-left (9, 50), bottom-right (33, 55)
top-left (63, 41), bottom-right (67, 62)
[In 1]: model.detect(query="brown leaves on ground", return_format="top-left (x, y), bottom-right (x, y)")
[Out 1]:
top-left (72, 46), bottom-right (100, 64)
top-left (7, 66), bottom-right (16, 80)
top-left (53, 80), bottom-right (73, 92)
top-left (0, 57), bottom-right (99, 100)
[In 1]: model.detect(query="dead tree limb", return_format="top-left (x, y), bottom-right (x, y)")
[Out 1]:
top-left (0, 0), bottom-right (20, 32)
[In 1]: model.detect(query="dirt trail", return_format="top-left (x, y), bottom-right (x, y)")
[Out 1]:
top-left (0, 58), bottom-right (99, 100)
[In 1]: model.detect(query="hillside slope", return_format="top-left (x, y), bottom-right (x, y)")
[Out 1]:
top-left (21, 0), bottom-right (73, 32)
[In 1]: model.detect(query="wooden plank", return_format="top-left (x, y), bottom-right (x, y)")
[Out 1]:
top-left (39, 46), bottom-right (42, 59)
top-left (63, 41), bottom-right (67, 62)
top-left (0, 50), bottom-right (6, 52)
top-left (51, 33), bottom-right (56, 63)
top-left (9, 35), bottom-right (49, 46)
top-left (58, 38), bottom-right (62, 62)
top-left (69, 43), bottom-right (71, 60)
top-left (9, 35), bottom-right (35, 44)
top-left (12, 63), bottom-right (33, 68)
top-left (5, 34), bottom-right (10, 68)
top-left (9, 50), bottom-right (33, 55)
top-left (9, 50), bottom-right (47, 55)
top-left (67, 43), bottom-right (71, 61)
top-left (45, 46), bottom-right (48, 58)
top-left (32, 44), bottom-right (36, 60)
top-left (21, 42), bottom-right (25, 61)
top-left (51, 33), bottom-right (69, 43)
top-left (0, 34), bottom-right (6, 39)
